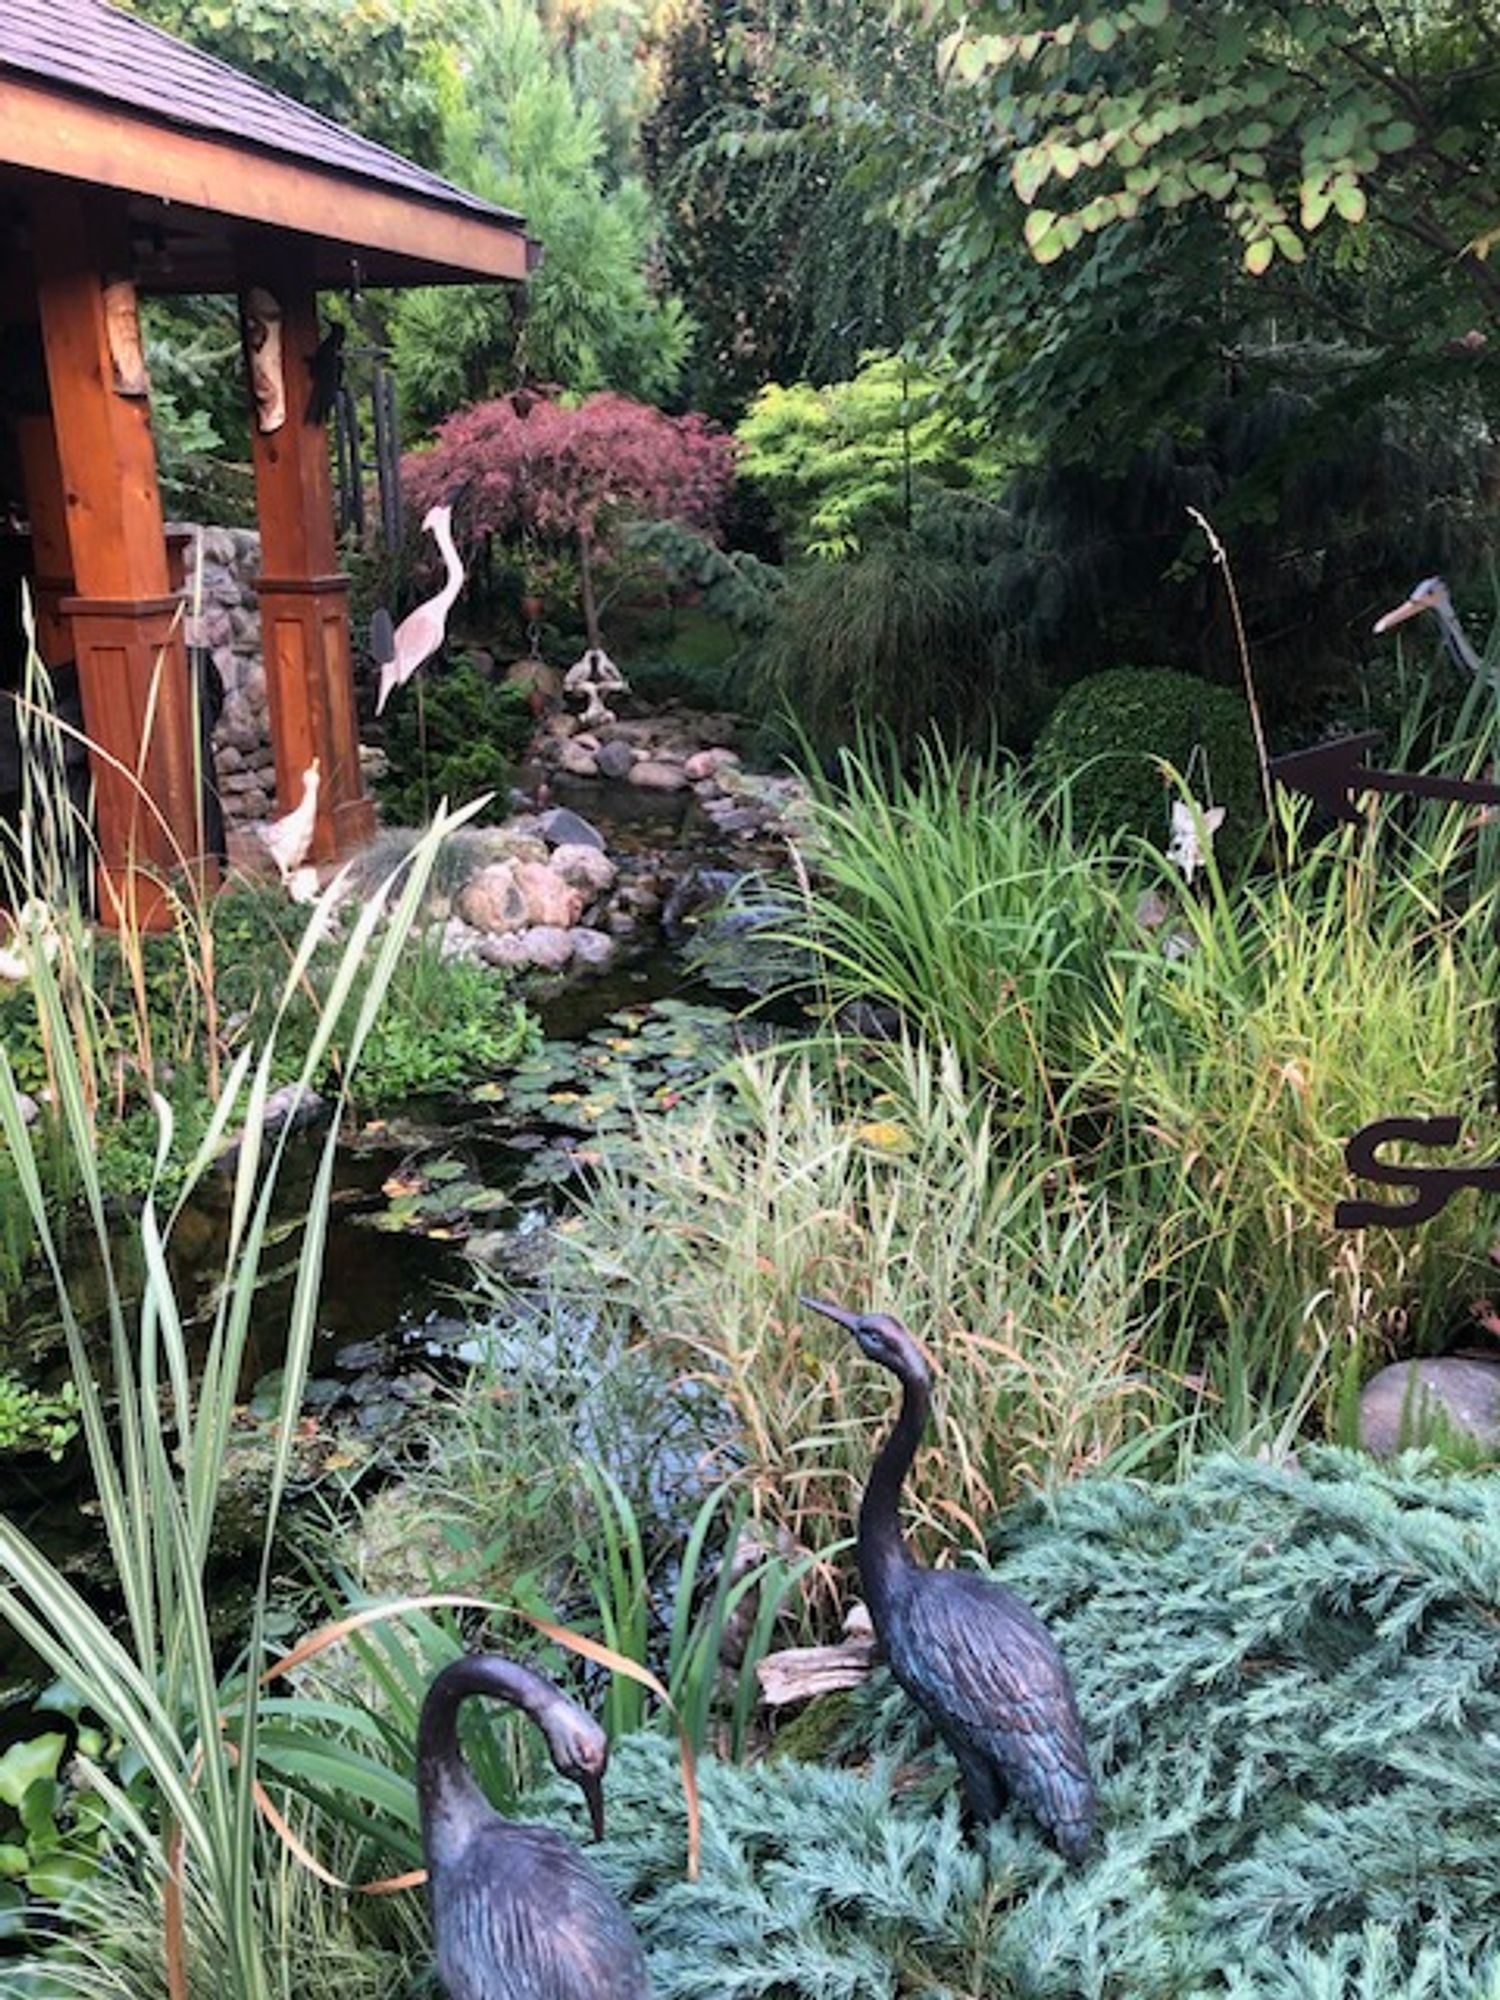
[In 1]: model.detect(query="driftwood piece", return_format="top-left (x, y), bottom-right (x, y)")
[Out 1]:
top-left (756, 1603), bottom-right (877, 1708)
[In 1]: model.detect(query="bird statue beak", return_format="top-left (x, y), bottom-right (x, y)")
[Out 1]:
top-left (375, 663), bottom-right (395, 715)
top-left (799, 1295), bottom-right (860, 1331)
top-left (579, 1771), bottom-right (606, 1843)
top-left (1373, 592), bottom-right (1430, 634)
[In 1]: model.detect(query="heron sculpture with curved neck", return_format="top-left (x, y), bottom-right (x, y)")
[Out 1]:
top-left (417, 1653), bottom-right (650, 2000)
top-left (375, 502), bottom-right (466, 714)
top-left (801, 1297), bottom-right (1096, 1863)
top-left (1374, 577), bottom-right (1486, 682)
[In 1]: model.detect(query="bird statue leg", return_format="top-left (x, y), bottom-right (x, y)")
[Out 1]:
top-left (951, 1742), bottom-right (1006, 1827)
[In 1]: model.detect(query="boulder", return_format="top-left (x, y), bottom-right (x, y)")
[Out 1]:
top-left (549, 843), bottom-right (617, 895)
top-left (503, 657), bottom-right (564, 706)
top-left (538, 806), bottom-right (606, 852)
top-left (517, 925), bottom-right (576, 972)
top-left (458, 861), bottom-right (529, 935)
top-left (568, 927), bottom-right (618, 971)
top-left (478, 932), bottom-right (531, 969)
top-left (557, 740), bottom-right (599, 778)
top-left (595, 739), bottom-right (639, 780)
top-left (514, 860), bottom-right (585, 929)
top-left (1358, 1355), bottom-right (1500, 1457)
top-left (630, 759), bottom-right (690, 793)
top-left (688, 752), bottom-right (748, 780)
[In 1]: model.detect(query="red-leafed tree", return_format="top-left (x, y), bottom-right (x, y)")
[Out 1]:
top-left (404, 391), bottom-right (737, 645)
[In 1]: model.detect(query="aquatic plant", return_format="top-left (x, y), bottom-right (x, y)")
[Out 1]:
top-left (0, 799), bottom-right (487, 1998)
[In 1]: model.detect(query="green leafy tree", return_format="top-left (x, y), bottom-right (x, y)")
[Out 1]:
top-left (124, 0), bottom-right (453, 165)
top-left (736, 352), bottom-right (1016, 558)
top-left (640, 0), bottom-right (929, 419)
top-left (889, 0), bottom-right (1500, 455)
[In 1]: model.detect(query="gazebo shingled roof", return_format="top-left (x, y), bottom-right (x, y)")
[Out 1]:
top-left (0, 0), bottom-right (531, 290)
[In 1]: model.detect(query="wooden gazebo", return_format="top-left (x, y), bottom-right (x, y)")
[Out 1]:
top-left (0, 0), bottom-right (530, 916)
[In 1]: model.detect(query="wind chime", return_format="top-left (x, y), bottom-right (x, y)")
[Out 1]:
top-left (312, 270), bottom-right (404, 554)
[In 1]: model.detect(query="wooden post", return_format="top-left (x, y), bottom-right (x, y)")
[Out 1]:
top-left (239, 250), bottom-right (373, 858)
top-left (30, 186), bottom-right (209, 922)
top-left (13, 413), bottom-right (75, 668)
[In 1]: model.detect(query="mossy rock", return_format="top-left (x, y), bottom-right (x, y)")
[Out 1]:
top-left (1033, 665), bottom-right (1264, 866)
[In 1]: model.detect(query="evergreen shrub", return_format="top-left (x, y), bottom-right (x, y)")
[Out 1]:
top-left (1033, 667), bottom-right (1263, 864)
top-left (585, 1450), bottom-right (1500, 1999)
top-left (376, 659), bottom-right (535, 825)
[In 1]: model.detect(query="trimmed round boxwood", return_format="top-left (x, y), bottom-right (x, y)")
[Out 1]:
top-left (1033, 665), bottom-right (1263, 863)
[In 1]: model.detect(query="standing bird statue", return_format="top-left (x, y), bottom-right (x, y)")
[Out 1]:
top-left (418, 1653), bottom-right (650, 2000)
top-left (801, 1297), bottom-right (1096, 1864)
top-left (1374, 577), bottom-right (1487, 682)
top-left (374, 502), bottom-right (466, 715)
top-left (251, 757), bottom-right (320, 898)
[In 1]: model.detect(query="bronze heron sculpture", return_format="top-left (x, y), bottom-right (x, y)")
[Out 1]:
top-left (802, 1297), bottom-right (1096, 1863)
top-left (418, 1653), bottom-right (650, 1999)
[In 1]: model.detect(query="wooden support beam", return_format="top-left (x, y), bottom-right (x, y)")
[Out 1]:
top-left (240, 256), bottom-right (374, 858)
top-left (30, 185), bottom-right (211, 922)
top-left (0, 80), bottom-right (529, 286)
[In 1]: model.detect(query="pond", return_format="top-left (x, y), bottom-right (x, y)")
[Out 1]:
top-left (0, 852), bottom-right (798, 1703)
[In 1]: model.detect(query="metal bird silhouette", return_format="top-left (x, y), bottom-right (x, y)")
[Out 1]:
top-left (373, 503), bottom-right (466, 714)
top-left (801, 1296), bottom-right (1096, 1863)
top-left (418, 1653), bottom-right (650, 2000)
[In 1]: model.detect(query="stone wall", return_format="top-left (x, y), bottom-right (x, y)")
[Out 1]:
top-left (170, 522), bottom-right (276, 826)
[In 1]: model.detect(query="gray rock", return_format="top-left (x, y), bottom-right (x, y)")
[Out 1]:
top-left (568, 927), bottom-right (617, 970)
top-left (538, 807), bottom-right (606, 852)
top-left (549, 843), bottom-right (617, 895)
top-left (1358, 1356), bottom-right (1500, 1456)
top-left (518, 924), bottom-right (575, 971)
top-left (218, 1082), bottom-right (329, 1169)
top-left (478, 932), bottom-right (532, 969)
top-left (595, 739), bottom-right (639, 780)
top-left (15, 1092), bottom-right (38, 1127)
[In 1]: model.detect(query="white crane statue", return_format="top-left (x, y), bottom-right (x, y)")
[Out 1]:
top-left (373, 504), bottom-right (466, 715)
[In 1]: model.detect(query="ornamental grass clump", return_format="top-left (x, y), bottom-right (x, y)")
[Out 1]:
top-left (765, 727), bottom-right (1500, 1436)
top-left (0, 798), bottom-right (487, 2000)
top-left (552, 1038), bottom-right (1165, 1563)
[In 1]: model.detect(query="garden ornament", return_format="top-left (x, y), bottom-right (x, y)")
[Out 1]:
top-left (241, 286), bottom-right (286, 434)
top-left (417, 1653), bottom-right (649, 2000)
top-left (1374, 578), bottom-right (1486, 682)
top-left (253, 758), bottom-right (320, 889)
top-left (373, 504), bottom-right (466, 715)
top-left (1166, 798), bottom-right (1225, 883)
top-left (564, 646), bottom-right (629, 730)
top-left (800, 1296), bottom-right (1096, 1863)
